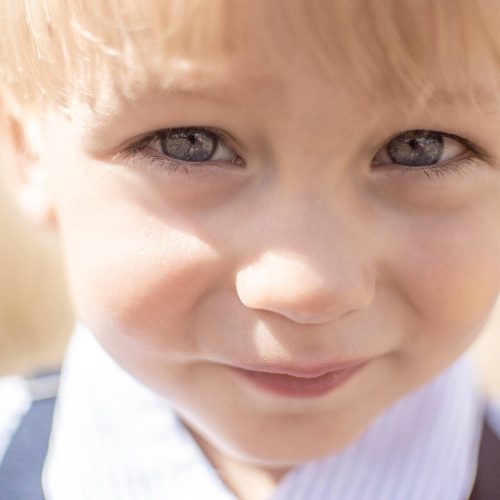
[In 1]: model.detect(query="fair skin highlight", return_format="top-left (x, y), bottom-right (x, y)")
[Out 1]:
top-left (6, 3), bottom-right (500, 499)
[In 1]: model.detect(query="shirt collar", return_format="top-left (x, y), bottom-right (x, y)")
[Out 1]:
top-left (43, 324), bottom-right (483, 500)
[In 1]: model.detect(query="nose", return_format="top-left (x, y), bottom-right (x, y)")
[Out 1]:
top-left (236, 249), bottom-right (375, 325)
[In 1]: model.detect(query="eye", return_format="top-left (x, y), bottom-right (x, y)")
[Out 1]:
top-left (117, 126), bottom-right (244, 178)
top-left (153, 127), bottom-right (236, 163)
top-left (373, 130), bottom-right (468, 167)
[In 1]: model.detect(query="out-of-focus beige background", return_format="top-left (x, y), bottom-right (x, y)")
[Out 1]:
top-left (0, 173), bottom-right (73, 376)
top-left (0, 171), bottom-right (499, 398)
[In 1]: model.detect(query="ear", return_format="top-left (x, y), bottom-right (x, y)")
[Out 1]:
top-left (0, 97), bottom-right (58, 229)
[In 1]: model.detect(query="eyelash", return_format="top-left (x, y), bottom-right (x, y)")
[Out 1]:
top-left (117, 127), bottom-right (242, 177)
top-left (396, 158), bottom-right (481, 181)
top-left (376, 132), bottom-right (487, 181)
top-left (117, 128), bottom-right (487, 182)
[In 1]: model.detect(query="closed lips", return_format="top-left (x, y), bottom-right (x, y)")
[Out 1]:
top-left (231, 360), bottom-right (369, 398)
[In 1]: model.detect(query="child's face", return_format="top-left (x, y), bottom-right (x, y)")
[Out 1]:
top-left (26, 0), bottom-right (500, 469)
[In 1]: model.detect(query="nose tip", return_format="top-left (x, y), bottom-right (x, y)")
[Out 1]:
top-left (236, 252), bottom-right (374, 325)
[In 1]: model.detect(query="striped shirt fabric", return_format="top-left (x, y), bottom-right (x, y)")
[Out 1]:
top-left (3, 324), bottom-right (487, 499)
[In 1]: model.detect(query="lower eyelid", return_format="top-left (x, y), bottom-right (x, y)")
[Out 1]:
top-left (122, 145), bottom-right (244, 178)
top-left (121, 148), bottom-right (202, 176)
top-left (382, 157), bottom-right (483, 183)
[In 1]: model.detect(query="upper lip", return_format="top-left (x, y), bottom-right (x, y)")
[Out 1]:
top-left (228, 358), bottom-right (371, 379)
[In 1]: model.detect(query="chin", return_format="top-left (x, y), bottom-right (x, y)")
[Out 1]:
top-left (188, 414), bottom-right (369, 469)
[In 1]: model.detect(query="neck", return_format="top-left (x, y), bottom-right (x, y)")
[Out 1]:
top-left (187, 425), bottom-right (291, 500)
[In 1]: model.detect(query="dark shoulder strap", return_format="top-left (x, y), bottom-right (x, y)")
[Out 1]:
top-left (0, 372), bottom-right (59, 500)
top-left (469, 415), bottom-right (500, 500)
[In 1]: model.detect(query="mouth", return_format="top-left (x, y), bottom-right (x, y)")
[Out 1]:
top-left (229, 359), bottom-right (370, 398)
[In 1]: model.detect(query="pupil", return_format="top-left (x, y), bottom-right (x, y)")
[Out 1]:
top-left (161, 128), bottom-right (217, 162)
top-left (388, 130), bottom-right (444, 167)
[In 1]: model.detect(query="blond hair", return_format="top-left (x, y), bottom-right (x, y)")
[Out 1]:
top-left (1, 0), bottom-right (500, 115)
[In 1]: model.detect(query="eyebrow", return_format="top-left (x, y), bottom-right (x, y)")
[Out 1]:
top-left (80, 64), bottom-right (284, 150)
top-left (149, 60), bottom-right (286, 104)
top-left (399, 83), bottom-right (500, 110)
top-left (146, 67), bottom-right (500, 114)
top-left (86, 62), bottom-right (284, 128)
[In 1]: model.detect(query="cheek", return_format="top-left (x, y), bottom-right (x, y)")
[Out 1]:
top-left (390, 204), bottom-right (500, 336)
top-left (53, 170), bottom-right (223, 354)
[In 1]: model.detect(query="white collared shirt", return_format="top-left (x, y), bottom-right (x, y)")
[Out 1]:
top-left (0, 324), bottom-right (488, 499)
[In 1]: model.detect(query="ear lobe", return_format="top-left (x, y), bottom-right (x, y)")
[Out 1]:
top-left (17, 168), bottom-right (58, 227)
top-left (0, 99), bottom-right (58, 229)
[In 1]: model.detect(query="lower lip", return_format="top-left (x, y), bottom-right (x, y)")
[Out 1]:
top-left (233, 363), bottom-right (368, 398)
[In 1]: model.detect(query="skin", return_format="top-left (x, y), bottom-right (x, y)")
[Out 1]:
top-left (7, 2), bottom-right (500, 498)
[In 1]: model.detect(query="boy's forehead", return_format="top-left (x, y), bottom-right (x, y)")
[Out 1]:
top-left (20, 0), bottom-right (497, 122)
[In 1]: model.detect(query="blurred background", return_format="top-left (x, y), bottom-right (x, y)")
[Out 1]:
top-left (0, 170), bottom-right (499, 399)
top-left (0, 173), bottom-right (73, 376)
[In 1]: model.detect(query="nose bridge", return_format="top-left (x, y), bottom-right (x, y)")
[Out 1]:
top-left (235, 196), bottom-right (375, 324)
